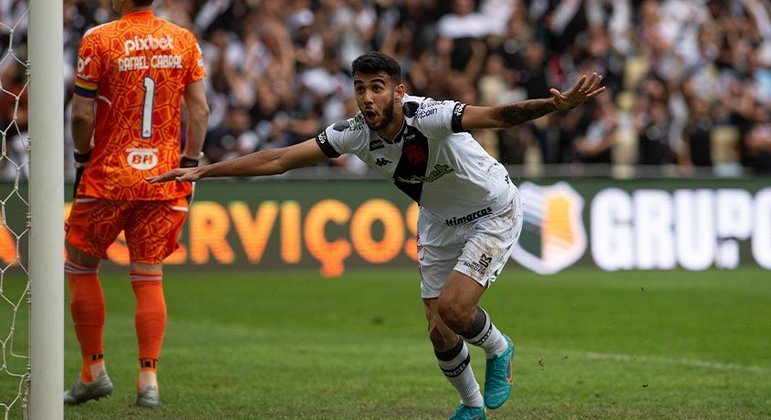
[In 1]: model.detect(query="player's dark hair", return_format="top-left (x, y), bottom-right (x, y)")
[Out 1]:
top-left (352, 51), bottom-right (401, 84)
top-left (134, 0), bottom-right (154, 6)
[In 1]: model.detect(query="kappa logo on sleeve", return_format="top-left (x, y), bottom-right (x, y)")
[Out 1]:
top-left (453, 103), bottom-right (466, 117)
top-left (317, 131), bottom-right (328, 144)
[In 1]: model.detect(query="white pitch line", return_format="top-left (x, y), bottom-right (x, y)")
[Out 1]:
top-left (583, 352), bottom-right (771, 373)
top-left (523, 347), bottom-right (771, 373)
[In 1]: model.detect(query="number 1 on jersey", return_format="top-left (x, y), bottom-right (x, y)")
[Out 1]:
top-left (141, 76), bottom-right (156, 138)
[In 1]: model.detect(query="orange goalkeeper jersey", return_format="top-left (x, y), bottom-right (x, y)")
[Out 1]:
top-left (74, 10), bottom-right (205, 201)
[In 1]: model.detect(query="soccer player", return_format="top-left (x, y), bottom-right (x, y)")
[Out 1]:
top-left (149, 51), bottom-right (603, 419)
top-left (64, 0), bottom-right (208, 408)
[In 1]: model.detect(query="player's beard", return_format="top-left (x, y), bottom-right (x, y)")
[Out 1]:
top-left (365, 98), bottom-right (395, 131)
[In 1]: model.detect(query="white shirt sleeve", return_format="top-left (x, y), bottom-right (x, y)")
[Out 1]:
top-left (409, 99), bottom-right (468, 139)
top-left (315, 115), bottom-right (367, 157)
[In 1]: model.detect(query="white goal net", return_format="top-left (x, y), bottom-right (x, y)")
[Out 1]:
top-left (0, 5), bottom-right (32, 419)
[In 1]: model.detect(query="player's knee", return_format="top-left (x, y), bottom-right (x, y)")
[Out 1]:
top-left (130, 262), bottom-right (163, 274)
top-left (65, 241), bottom-right (100, 268)
top-left (436, 298), bottom-right (475, 333)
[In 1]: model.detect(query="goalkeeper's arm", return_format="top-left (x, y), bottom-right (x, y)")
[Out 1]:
top-left (181, 80), bottom-right (209, 167)
top-left (70, 94), bottom-right (96, 196)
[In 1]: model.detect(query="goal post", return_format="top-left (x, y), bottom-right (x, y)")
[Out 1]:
top-left (28, 0), bottom-right (64, 418)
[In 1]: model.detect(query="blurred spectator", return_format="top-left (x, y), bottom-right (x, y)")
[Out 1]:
top-left (403, 47), bottom-right (445, 98)
top-left (550, 104), bottom-right (592, 164)
top-left (435, 0), bottom-right (490, 74)
top-left (585, 0), bottom-right (633, 56)
top-left (734, 88), bottom-right (771, 175)
top-left (289, 8), bottom-right (324, 70)
top-left (533, 0), bottom-right (588, 56)
top-left (636, 97), bottom-right (675, 166)
top-left (679, 95), bottom-right (715, 170)
top-left (574, 94), bottom-right (618, 165)
top-left (741, 111), bottom-right (771, 175)
top-left (517, 43), bottom-right (550, 104)
top-left (203, 107), bottom-right (261, 164)
top-left (487, 8), bottom-right (532, 75)
top-left (478, 0), bottom-right (515, 37)
top-left (578, 25), bottom-right (625, 98)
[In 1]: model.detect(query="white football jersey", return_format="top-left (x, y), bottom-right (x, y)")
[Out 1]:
top-left (315, 94), bottom-right (516, 225)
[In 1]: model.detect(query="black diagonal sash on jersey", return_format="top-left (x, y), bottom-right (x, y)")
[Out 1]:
top-left (393, 126), bottom-right (429, 203)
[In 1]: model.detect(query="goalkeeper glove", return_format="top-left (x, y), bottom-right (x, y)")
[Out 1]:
top-left (179, 152), bottom-right (203, 168)
top-left (179, 153), bottom-right (202, 204)
top-left (180, 155), bottom-right (200, 168)
top-left (73, 149), bottom-right (91, 197)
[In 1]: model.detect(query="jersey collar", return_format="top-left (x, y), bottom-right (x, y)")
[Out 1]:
top-left (378, 120), bottom-right (406, 145)
top-left (122, 9), bottom-right (154, 20)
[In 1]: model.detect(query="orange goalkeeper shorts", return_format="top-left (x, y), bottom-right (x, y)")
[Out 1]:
top-left (66, 197), bottom-right (189, 264)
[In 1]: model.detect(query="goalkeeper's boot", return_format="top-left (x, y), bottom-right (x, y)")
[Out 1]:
top-left (449, 403), bottom-right (487, 420)
top-left (484, 334), bottom-right (514, 409)
top-left (63, 370), bottom-right (113, 405)
top-left (135, 385), bottom-right (161, 408)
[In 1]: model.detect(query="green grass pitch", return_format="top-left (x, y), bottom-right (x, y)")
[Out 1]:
top-left (2, 267), bottom-right (770, 419)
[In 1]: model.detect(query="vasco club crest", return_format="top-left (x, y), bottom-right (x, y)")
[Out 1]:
top-left (511, 182), bottom-right (587, 274)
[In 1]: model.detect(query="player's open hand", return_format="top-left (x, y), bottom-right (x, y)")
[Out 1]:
top-left (146, 167), bottom-right (201, 184)
top-left (550, 72), bottom-right (605, 111)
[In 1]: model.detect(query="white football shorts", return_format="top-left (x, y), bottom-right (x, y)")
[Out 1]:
top-left (417, 194), bottom-right (523, 299)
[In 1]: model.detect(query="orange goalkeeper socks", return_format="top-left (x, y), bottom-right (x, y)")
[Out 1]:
top-left (66, 260), bottom-right (105, 383)
top-left (131, 275), bottom-right (166, 371)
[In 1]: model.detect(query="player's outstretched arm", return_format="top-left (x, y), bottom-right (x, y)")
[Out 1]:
top-left (461, 72), bottom-right (605, 130)
top-left (146, 138), bottom-right (328, 184)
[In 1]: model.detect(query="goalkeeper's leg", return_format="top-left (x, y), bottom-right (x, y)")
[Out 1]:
top-left (124, 198), bottom-right (188, 408)
top-left (65, 246), bottom-right (106, 383)
top-left (64, 242), bottom-right (114, 405)
top-left (64, 198), bottom-right (130, 404)
top-left (130, 264), bottom-right (166, 408)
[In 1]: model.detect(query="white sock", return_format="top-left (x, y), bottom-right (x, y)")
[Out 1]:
top-left (462, 307), bottom-right (508, 359)
top-left (89, 361), bottom-right (105, 380)
top-left (435, 340), bottom-right (483, 408)
top-left (139, 371), bottom-right (158, 390)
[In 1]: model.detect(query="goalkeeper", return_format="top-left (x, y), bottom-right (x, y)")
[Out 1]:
top-left (150, 51), bottom-right (603, 419)
top-left (64, 0), bottom-right (208, 409)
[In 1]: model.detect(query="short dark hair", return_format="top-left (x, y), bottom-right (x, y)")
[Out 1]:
top-left (351, 51), bottom-right (401, 84)
top-left (134, 0), bottom-right (154, 6)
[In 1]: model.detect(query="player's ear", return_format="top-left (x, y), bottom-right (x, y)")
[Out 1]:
top-left (394, 83), bottom-right (405, 101)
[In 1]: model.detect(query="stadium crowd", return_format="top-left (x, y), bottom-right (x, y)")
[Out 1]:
top-left (1, 0), bottom-right (770, 180)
